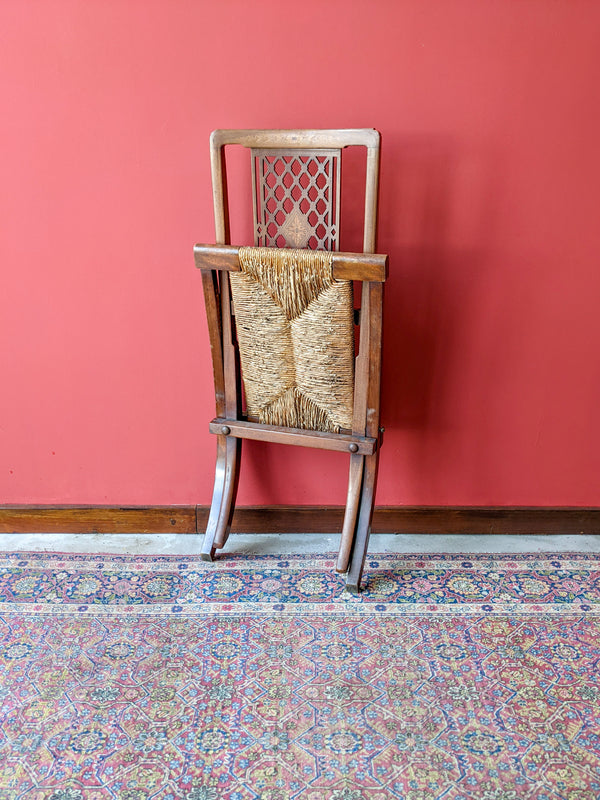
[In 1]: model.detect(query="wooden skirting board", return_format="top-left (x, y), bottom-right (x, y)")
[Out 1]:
top-left (0, 505), bottom-right (599, 535)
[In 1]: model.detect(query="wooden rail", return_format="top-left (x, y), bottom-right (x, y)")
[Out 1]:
top-left (194, 244), bottom-right (388, 282)
top-left (208, 418), bottom-right (378, 455)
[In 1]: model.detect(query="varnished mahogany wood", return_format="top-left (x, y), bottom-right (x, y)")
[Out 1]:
top-left (200, 269), bottom-right (225, 416)
top-left (2, 505), bottom-right (598, 535)
top-left (209, 418), bottom-right (377, 455)
top-left (202, 257), bottom-right (242, 558)
top-left (346, 453), bottom-right (379, 593)
top-left (342, 281), bottom-right (384, 584)
top-left (201, 128), bottom-right (384, 589)
top-left (194, 244), bottom-right (388, 282)
top-left (212, 435), bottom-right (241, 550)
top-left (211, 129), bottom-right (380, 151)
top-left (0, 506), bottom-right (197, 534)
top-left (337, 453), bottom-right (364, 572)
top-left (201, 435), bottom-right (241, 559)
top-left (209, 129), bottom-right (380, 255)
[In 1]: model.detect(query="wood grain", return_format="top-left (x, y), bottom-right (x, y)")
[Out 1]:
top-left (194, 244), bottom-right (388, 282)
top-left (1, 506), bottom-right (599, 535)
top-left (211, 129), bottom-right (380, 151)
top-left (213, 506), bottom-right (600, 536)
top-left (203, 128), bottom-right (384, 588)
top-left (0, 506), bottom-right (196, 534)
top-left (208, 418), bottom-right (377, 455)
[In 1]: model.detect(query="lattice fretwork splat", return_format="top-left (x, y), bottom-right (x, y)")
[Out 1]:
top-left (252, 148), bottom-right (341, 251)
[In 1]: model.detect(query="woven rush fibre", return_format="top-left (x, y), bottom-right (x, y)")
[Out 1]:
top-left (230, 246), bottom-right (354, 433)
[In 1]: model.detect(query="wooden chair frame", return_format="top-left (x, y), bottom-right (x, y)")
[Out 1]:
top-left (195, 129), bottom-right (386, 592)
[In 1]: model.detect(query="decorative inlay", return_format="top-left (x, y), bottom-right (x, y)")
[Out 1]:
top-left (252, 148), bottom-right (341, 250)
top-left (279, 207), bottom-right (313, 248)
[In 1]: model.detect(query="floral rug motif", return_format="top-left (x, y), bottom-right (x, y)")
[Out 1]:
top-left (0, 551), bottom-right (599, 799)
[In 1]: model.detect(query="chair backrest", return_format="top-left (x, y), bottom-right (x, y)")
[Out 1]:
top-left (207, 130), bottom-right (381, 436)
top-left (209, 129), bottom-right (380, 253)
top-left (252, 147), bottom-right (340, 250)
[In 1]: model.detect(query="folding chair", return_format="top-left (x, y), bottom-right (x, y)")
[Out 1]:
top-left (194, 129), bottom-right (386, 592)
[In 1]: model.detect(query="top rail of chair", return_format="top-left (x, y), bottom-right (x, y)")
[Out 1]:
top-left (210, 129), bottom-right (380, 151)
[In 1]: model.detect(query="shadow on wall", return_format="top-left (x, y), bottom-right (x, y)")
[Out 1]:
top-left (379, 134), bottom-right (505, 436)
top-left (231, 133), bottom-right (508, 504)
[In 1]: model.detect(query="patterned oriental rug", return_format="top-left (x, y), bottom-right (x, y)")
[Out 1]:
top-left (0, 552), bottom-right (599, 800)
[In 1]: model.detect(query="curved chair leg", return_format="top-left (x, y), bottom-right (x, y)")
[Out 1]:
top-left (214, 435), bottom-right (241, 549)
top-left (345, 451), bottom-right (379, 593)
top-left (201, 436), bottom-right (228, 561)
top-left (201, 435), bottom-right (241, 560)
top-left (336, 454), bottom-right (364, 573)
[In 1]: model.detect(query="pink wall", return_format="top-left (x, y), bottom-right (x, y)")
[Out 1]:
top-left (2, 0), bottom-right (599, 506)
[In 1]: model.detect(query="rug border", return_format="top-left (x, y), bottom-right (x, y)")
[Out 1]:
top-left (1, 552), bottom-right (599, 617)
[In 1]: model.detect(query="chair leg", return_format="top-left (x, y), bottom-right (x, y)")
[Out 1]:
top-left (336, 454), bottom-right (364, 573)
top-left (201, 435), bottom-right (241, 561)
top-left (214, 435), bottom-right (241, 548)
top-left (345, 451), bottom-right (379, 593)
